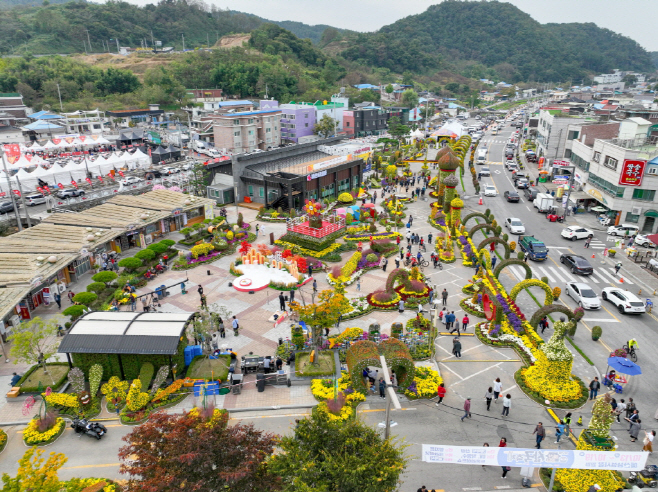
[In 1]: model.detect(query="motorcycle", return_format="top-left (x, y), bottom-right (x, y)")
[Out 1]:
top-left (629, 465), bottom-right (658, 488)
top-left (71, 418), bottom-right (107, 440)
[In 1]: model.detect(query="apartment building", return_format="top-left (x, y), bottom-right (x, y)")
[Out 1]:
top-left (212, 109), bottom-right (282, 154)
top-left (535, 109), bottom-right (591, 162)
top-left (259, 100), bottom-right (316, 144)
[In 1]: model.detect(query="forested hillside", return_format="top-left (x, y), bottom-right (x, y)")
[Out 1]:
top-left (339, 0), bottom-right (653, 82)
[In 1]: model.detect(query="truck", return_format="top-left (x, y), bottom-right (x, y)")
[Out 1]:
top-left (476, 148), bottom-right (487, 164)
top-left (518, 235), bottom-right (549, 261)
top-left (533, 193), bottom-right (554, 213)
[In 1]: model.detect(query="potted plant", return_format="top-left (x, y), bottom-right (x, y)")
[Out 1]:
top-left (592, 325), bottom-right (602, 341)
top-left (608, 249), bottom-right (617, 258)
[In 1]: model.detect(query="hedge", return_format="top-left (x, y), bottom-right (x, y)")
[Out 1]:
top-left (16, 362), bottom-right (71, 392)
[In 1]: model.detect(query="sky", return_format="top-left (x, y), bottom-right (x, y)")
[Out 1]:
top-left (187, 0), bottom-right (658, 51)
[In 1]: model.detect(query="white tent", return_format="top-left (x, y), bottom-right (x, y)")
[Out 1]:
top-left (43, 140), bottom-right (58, 149)
top-left (99, 155), bottom-right (118, 174)
top-left (94, 136), bottom-right (111, 145)
top-left (68, 161), bottom-right (88, 181)
top-left (13, 168), bottom-right (35, 189)
top-left (29, 142), bottom-right (44, 151)
top-left (29, 165), bottom-right (52, 179)
top-left (30, 155), bottom-right (47, 165)
top-left (57, 139), bottom-right (72, 149)
top-left (11, 155), bottom-right (33, 169)
top-left (72, 138), bottom-right (85, 147)
top-left (128, 148), bottom-right (149, 168)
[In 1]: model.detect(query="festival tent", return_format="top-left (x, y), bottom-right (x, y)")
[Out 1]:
top-left (28, 142), bottom-right (45, 151)
top-left (94, 136), bottom-right (112, 145)
top-left (129, 148), bottom-right (150, 167)
top-left (150, 146), bottom-right (170, 164)
top-left (67, 160), bottom-right (89, 181)
top-left (165, 145), bottom-right (181, 158)
top-left (30, 155), bottom-right (47, 166)
top-left (10, 155), bottom-right (33, 169)
top-left (43, 140), bottom-right (58, 150)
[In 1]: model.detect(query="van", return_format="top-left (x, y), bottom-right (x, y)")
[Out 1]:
top-left (476, 148), bottom-right (487, 164)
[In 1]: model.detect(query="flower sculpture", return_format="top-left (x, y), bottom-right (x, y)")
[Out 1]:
top-left (304, 199), bottom-right (323, 228)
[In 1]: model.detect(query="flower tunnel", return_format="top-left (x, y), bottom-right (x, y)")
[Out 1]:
top-left (345, 339), bottom-right (415, 394)
top-left (493, 259), bottom-right (533, 280)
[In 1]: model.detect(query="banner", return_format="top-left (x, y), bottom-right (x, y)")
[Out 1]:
top-left (2, 144), bottom-right (20, 164)
top-left (421, 445), bottom-right (648, 471)
top-left (619, 159), bottom-right (646, 187)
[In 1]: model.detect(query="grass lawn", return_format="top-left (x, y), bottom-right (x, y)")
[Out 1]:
top-left (187, 355), bottom-right (230, 382)
top-left (21, 365), bottom-right (69, 390)
top-left (296, 351), bottom-right (335, 377)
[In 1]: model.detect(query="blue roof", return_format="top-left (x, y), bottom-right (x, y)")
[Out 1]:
top-left (649, 156), bottom-right (658, 165)
top-left (216, 100), bottom-right (253, 107)
top-left (23, 121), bottom-right (63, 130)
top-left (29, 110), bottom-right (63, 120)
top-left (354, 84), bottom-right (379, 90)
top-left (448, 103), bottom-right (465, 109)
top-left (227, 109), bottom-right (281, 116)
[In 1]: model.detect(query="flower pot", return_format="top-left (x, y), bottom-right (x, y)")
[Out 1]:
top-left (608, 251), bottom-right (616, 258)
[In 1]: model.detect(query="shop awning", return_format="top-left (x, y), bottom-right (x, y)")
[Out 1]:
top-left (644, 209), bottom-right (658, 218)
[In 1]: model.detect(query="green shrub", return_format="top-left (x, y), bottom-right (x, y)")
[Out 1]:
top-left (86, 282), bottom-right (105, 294)
top-left (517, 252), bottom-right (525, 260)
top-left (92, 271), bottom-right (118, 286)
top-left (180, 227), bottom-right (192, 238)
top-left (118, 257), bottom-right (142, 272)
top-left (592, 325), bottom-right (602, 341)
top-left (160, 239), bottom-right (175, 247)
top-left (237, 212), bottom-right (244, 227)
top-left (72, 292), bottom-right (97, 306)
top-left (135, 249), bottom-right (156, 261)
top-left (89, 364), bottom-right (103, 396)
top-left (366, 253), bottom-right (378, 263)
top-left (147, 242), bottom-right (168, 255)
top-left (138, 362), bottom-right (155, 390)
top-left (541, 276), bottom-right (549, 285)
top-left (291, 325), bottom-right (305, 350)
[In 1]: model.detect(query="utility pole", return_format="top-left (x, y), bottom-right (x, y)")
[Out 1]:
top-left (0, 151), bottom-right (22, 232)
top-left (56, 83), bottom-right (63, 112)
top-left (151, 30), bottom-right (155, 52)
top-left (15, 177), bottom-right (31, 228)
top-left (115, 38), bottom-right (120, 53)
top-left (85, 29), bottom-right (91, 52)
top-left (206, 32), bottom-right (209, 48)
top-left (181, 34), bottom-right (185, 52)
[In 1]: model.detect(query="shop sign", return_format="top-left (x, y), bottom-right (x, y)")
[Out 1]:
top-left (619, 159), bottom-right (646, 187)
top-left (172, 208), bottom-right (183, 216)
top-left (552, 159), bottom-right (570, 168)
top-left (307, 170), bottom-right (327, 181)
top-left (79, 248), bottom-right (90, 257)
top-left (307, 155), bottom-right (347, 173)
top-left (139, 233), bottom-right (146, 247)
top-left (205, 203), bottom-right (214, 220)
top-left (30, 276), bottom-right (43, 288)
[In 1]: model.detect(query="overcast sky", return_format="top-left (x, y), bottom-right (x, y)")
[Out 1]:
top-left (191, 0), bottom-right (658, 51)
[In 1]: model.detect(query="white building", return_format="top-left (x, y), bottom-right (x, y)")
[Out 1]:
top-left (593, 70), bottom-right (624, 85)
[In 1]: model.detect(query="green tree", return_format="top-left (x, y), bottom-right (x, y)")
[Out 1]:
top-left (1, 447), bottom-right (67, 491)
top-left (385, 84), bottom-right (394, 94)
top-left (445, 82), bottom-right (460, 94)
top-left (314, 113), bottom-right (337, 138)
top-left (118, 257), bottom-right (142, 272)
top-left (188, 162), bottom-right (211, 197)
top-left (8, 316), bottom-right (59, 374)
top-left (86, 282), bottom-right (106, 294)
top-left (62, 305), bottom-right (86, 321)
top-left (387, 116), bottom-right (409, 142)
top-left (92, 270), bottom-right (118, 286)
top-left (401, 89), bottom-right (419, 108)
top-left (135, 249), bottom-right (156, 261)
top-left (269, 411), bottom-right (409, 491)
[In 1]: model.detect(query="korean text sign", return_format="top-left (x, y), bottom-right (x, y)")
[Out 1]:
top-left (422, 445), bottom-right (648, 471)
top-left (619, 159), bottom-right (646, 187)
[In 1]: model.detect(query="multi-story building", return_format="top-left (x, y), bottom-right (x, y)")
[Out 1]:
top-left (0, 92), bottom-right (29, 124)
top-left (212, 109), bottom-right (281, 154)
top-left (202, 99), bottom-right (253, 112)
top-left (593, 70), bottom-right (624, 85)
top-left (536, 109), bottom-right (592, 162)
top-left (343, 107), bottom-right (387, 137)
top-left (570, 118), bottom-right (658, 233)
top-left (259, 100), bottom-right (316, 144)
top-left (186, 89), bottom-right (223, 103)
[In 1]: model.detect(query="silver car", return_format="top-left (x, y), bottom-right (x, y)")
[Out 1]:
top-left (565, 282), bottom-right (601, 310)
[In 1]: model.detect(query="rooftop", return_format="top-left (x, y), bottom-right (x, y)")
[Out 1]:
top-left (217, 109), bottom-right (281, 117)
top-left (0, 223), bottom-right (119, 254)
top-left (0, 252), bottom-right (78, 288)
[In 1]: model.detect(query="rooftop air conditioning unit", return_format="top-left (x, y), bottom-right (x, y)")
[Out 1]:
top-left (632, 206), bottom-right (642, 216)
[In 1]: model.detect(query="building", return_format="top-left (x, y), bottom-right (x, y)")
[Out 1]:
top-left (201, 100), bottom-right (253, 112)
top-left (62, 110), bottom-right (105, 135)
top-left (343, 107), bottom-right (387, 137)
top-left (259, 100), bottom-right (316, 144)
top-left (205, 136), bottom-right (365, 211)
top-left (0, 93), bottom-right (29, 124)
top-left (593, 70), bottom-right (624, 85)
top-left (535, 109), bottom-right (592, 161)
top-left (187, 89), bottom-right (223, 103)
top-left (106, 106), bottom-right (164, 127)
top-left (212, 109), bottom-right (282, 154)
top-left (569, 118), bottom-right (658, 232)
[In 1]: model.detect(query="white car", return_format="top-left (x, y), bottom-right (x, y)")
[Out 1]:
top-left (120, 177), bottom-right (143, 185)
top-left (565, 282), bottom-right (601, 310)
top-left (505, 217), bottom-right (525, 234)
top-left (480, 167), bottom-right (491, 177)
top-left (607, 223), bottom-right (639, 236)
top-left (601, 287), bottom-right (645, 314)
top-left (483, 185), bottom-right (497, 197)
top-left (160, 167), bottom-right (177, 175)
top-left (181, 163), bottom-right (193, 171)
top-left (561, 226), bottom-right (594, 241)
top-left (633, 234), bottom-right (656, 248)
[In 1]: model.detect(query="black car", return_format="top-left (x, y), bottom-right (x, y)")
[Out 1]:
top-left (145, 170), bottom-right (163, 179)
top-left (503, 190), bottom-right (520, 202)
top-left (524, 188), bottom-right (538, 200)
top-left (560, 254), bottom-right (593, 275)
top-left (57, 189), bottom-right (85, 199)
top-left (0, 201), bottom-right (14, 214)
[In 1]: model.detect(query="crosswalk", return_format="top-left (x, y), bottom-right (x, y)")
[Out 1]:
top-left (484, 161), bottom-right (504, 166)
top-left (507, 264), bottom-right (633, 285)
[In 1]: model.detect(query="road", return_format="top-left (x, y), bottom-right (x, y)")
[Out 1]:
top-left (469, 113), bottom-right (658, 431)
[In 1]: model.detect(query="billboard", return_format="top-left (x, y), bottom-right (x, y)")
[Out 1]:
top-left (618, 159), bottom-right (646, 187)
top-left (422, 445), bottom-right (648, 471)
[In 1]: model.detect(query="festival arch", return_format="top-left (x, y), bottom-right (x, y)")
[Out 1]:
top-left (477, 237), bottom-right (511, 259)
top-left (378, 339), bottom-right (415, 389)
top-left (529, 304), bottom-right (583, 329)
top-left (346, 341), bottom-right (381, 394)
top-left (493, 259), bottom-right (532, 280)
top-left (468, 223), bottom-right (496, 243)
top-left (346, 339), bottom-right (415, 394)
top-left (510, 279), bottom-right (554, 306)
top-left (462, 212), bottom-right (491, 227)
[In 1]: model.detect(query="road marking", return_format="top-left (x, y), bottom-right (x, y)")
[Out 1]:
top-left (229, 413), bottom-right (311, 420)
top-left (536, 266), bottom-right (555, 283)
top-left (358, 408), bottom-right (417, 413)
top-left (440, 360), bottom-right (519, 363)
top-left (463, 487), bottom-right (482, 490)
top-left (509, 266), bottom-right (525, 281)
top-left (436, 361), bottom-right (464, 380)
top-left (547, 266), bottom-right (567, 283)
top-left (591, 270), bottom-right (614, 286)
top-left (495, 486), bottom-right (512, 489)
top-left (582, 318), bottom-right (619, 323)
top-left (600, 303), bottom-right (621, 322)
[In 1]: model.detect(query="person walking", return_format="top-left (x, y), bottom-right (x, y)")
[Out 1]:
top-left (130, 294), bottom-right (136, 312)
top-left (484, 387), bottom-right (494, 410)
top-left (197, 284), bottom-right (204, 297)
top-left (53, 292), bottom-right (61, 309)
top-left (493, 378), bottom-right (502, 403)
top-left (409, 214), bottom-right (413, 226)
top-left (398, 299), bottom-right (405, 313)
top-left (452, 337), bottom-right (462, 358)
top-left (255, 224), bottom-right (259, 236)
top-left (279, 292), bottom-right (286, 311)
top-left (356, 278), bottom-right (361, 292)
top-left (584, 237), bottom-right (591, 248)
top-left (232, 315), bottom-right (239, 336)
top-left (501, 394), bottom-right (512, 416)
top-left (289, 289), bottom-right (295, 304)
top-left (615, 261), bottom-right (622, 275)
top-left (589, 377), bottom-right (600, 400)
top-left (524, 252), bottom-right (529, 263)
top-left (200, 294), bottom-right (207, 310)
top-left (218, 317), bottom-right (225, 338)
top-left (260, 224), bottom-right (266, 237)
top-left (491, 256), bottom-right (497, 269)
top-left (626, 398), bottom-right (636, 418)
top-left (460, 397), bottom-right (472, 421)
top-left (627, 409), bottom-right (640, 431)
top-left (313, 279), bottom-right (317, 294)
top-left (462, 314), bottom-right (470, 332)
top-left (141, 296), bottom-right (149, 312)
top-left (643, 430), bottom-right (655, 453)
top-left (441, 288), bottom-right (448, 306)
top-left (449, 313), bottom-right (460, 335)
top-left (428, 233), bottom-right (433, 244)
top-left (436, 383), bottom-right (446, 405)
top-left (555, 420), bottom-right (567, 443)
top-left (533, 422), bottom-right (546, 449)
top-left (499, 438), bottom-right (509, 478)
top-left (67, 290), bottom-right (75, 304)
top-left (630, 419), bottom-right (642, 442)
top-left (379, 378), bottom-right (386, 399)
top-left (381, 257), bottom-right (388, 272)
top-left (540, 316), bottom-right (549, 334)
top-left (308, 264), bottom-right (313, 278)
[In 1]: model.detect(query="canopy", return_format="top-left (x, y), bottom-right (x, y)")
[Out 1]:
top-left (29, 143), bottom-right (45, 151)
top-left (607, 356), bottom-right (641, 376)
top-left (30, 155), bottom-right (47, 165)
top-left (10, 155), bottom-right (33, 169)
top-left (646, 234), bottom-right (658, 246)
top-left (43, 140), bottom-right (58, 149)
top-left (29, 165), bottom-right (52, 178)
top-left (22, 121), bottom-right (63, 131)
top-left (94, 136), bottom-right (111, 145)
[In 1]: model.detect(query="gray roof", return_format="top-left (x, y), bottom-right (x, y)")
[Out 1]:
top-left (58, 311), bottom-right (193, 355)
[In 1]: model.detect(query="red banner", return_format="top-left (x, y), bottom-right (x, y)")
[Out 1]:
top-left (57, 183), bottom-right (64, 189)
top-left (79, 135), bottom-right (86, 142)
top-left (85, 178), bottom-right (92, 185)
top-left (12, 189), bottom-right (20, 197)
top-left (71, 180), bottom-right (78, 188)
top-left (42, 186), bottom-right (50, 194)
top-left (0, 192), bottom-right (5, 197)
top-left (36, 187), bottom-right (43, 193)
top-left (52, 138), bottom-right (61, 145)
top-left (619, 159), bottom-right (646, 187)
top-left (2, 144), bottom-right (20, 164)
top-left (97, 176), bottom-right (104, 183)
top-left (118, 171), bottom-right (124, 177)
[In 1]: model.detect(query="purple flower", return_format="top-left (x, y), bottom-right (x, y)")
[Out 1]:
top-left (477, 294), bottom-right (482, 303)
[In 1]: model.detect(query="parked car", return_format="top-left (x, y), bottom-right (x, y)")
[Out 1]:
top-left (506, 163), bottom-right (518, 172)
top-left (57, 188), bottom-right (85, 199)
top-left (504, 217), bottom-right (525, 234)
top-left (560, 226), bottom-right (594, 241)
top-left (524, 188), bottom-right (538, 201)
top-left (633, 234), bottom-right (656, 248)
top-left (516, 178), bottom-right (529, 189)
top-left (565, 282), bottom-right (601, 310)
top-left (120, 177), bottom-right (143, 185)
top-left (23, 193), bottom-right (47, 206)
top-left (0, 201), bottom-right (14, 214)
top-left (160, 167), bottom-right (178, 175)
top-left (480, 167), bottom-right (491, 177)
top-left (144, 170), bottom-right (163, 179)
top-left (503, 191), bottom-right (520, 203)
top-left (607, 224), bottom-right (639, 236)
top-left (601, 287), bottom-right (645, 314)
top-left (560, 254), bottom-right (593, 275)
top-left (483, 185), bottom-right (497, 197)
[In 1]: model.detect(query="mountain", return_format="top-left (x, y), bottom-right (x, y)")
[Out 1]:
top-left (338, 0), bottom-right (653, 81)
top-left (650, 52), bottom-right (658, 69)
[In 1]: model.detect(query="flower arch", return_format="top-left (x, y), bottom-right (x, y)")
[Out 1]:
top-left (462, 212), bottom-right (491, 227)
top-left (509, 279), bottom-right (554, 306)
top-left (493, 259), bottom-right (533, 280)
top-left (346, 341), bottom-right (380, 394)
top-left (529, 304), bottom-right (582, 329)
top-left (378, 339), bottom-right (415, 390)
top-left (477, 237), bottom-right (511, 260)
top-left (345, 339), bottom-right (415, 394)
top-left (468, 223), bottom-right (496, 242)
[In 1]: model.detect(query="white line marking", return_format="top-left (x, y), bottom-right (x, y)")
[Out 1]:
top-left (438, 361), bottom-right (464, 380)
top-left (536, 266), bottom-right (555, 283)
top-left (591, 270), bottom-right (613, 285)
top-left (457, 362), bottom-right (504, 384)
top-left (548, 266), bottom-right (566, 283)
top-left (582, 318), bottom-right (620, 323)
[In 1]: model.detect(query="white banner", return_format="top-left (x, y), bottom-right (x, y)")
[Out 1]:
top-left (421, 445), bottom-right (648, 471)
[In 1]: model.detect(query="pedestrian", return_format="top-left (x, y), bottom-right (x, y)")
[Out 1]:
top-left (462, 314), bottom-right (470, 332)
top-left (445, 311), bottom-right (455, 331)
top-left (200, 294), bottom-right (207, 309)
top-left (141, 296), bottom-right (149, 312)
top-left (493, 378), bottom-right (502, 403)
top-left (540, 316), bottom-right (549, 333)
top-left (197, 285), bottom-right (204, 297)
top-left (232, 315), bottom-right (239, 336)
top-left (533, 422), bottom-right (546, 449)
top-left (261, 224), bottom-right (266, 237)
top-left (130, 294), bottom-right (136, 312)
top-left (615, 261), bottom-right (622, 275)
top-left (279, 292), bottom-right (286, 311)
top-left (67, 290), bottom-right (75, 304)
top-left (390, 370), bottom-right (397, 388)
top-left (589, 377), bottom-right (600, 400)
top-left (499, 438), bottom-right (510, 478)
top-left (460, 397), bottom-right (472, 421)
top-left (482, 442), bottom-right (490, 469)
top-left (256, 224), bottom-right (259, 235)
top-left (586, 485), bottom-right (602, 492)
top-left (382, 257), bottom-right (388, 272)
top-left (379, 378), bottom-right (386, 398)
top-left (218, 317), bottom-right (225, 338)
top-left (449, 313), bottom-right (460, 335)
top-left (417, 487), bottom-right (427, 492)
top-left (308, 264), bottom-right (313, 277)
top-left (643, 430), bottom-right (655, 453)
top-left (474, 261), bottom-right (480, 276)
top-left (399, 299), bottom-right (405, 313)
top-left (53, 292), bottom-right (61, 309)
top-left (626, 398), bottom-right (636, 418)
top-left (452, 337), bottom-right (462, 358)
top-left (441, 288), bottom-right (448, 305)
top-left (501, 394), bottom-right (511, 416)
top-left (428, 233), bottom-right (433, 244)
top-left (627, 409), bottom-right (640, 431)
top-left (400, 248), bottom-right (404, 260)
top-left (484, 387), bottom-right (494, 410)
top-left (356, 278), bottom-right (361, 292)
top-left (395, 258), bottom-right (400, 269)
top-left (555, 420), bottom-right (566, 443)
top-left (489, 242), bottom-right (495, 253)
top-left (290, 289), bottom-right (295, 304)
top-left (630, 419), bottom-right (642, 442)
top-left (491, 256), bottom-right (497, 269)
top-left (313, 279), bottom-right (317, 293)
top-left (436, 383), bottom-right (446, 404)
top-left (524, 252), bottom-right (529, 263)
top-left (584, 237), bottom-right (591, 248)
top-left (409, 215), bottom-right (413, 226)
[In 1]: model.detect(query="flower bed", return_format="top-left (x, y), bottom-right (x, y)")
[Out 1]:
top-left (274, 240), bottom-right (343, 259)
top-left (366, 292), bottom-right (400, 310)
top-left (395, 283), bottom-right (430, 301)
top-left (310, 372), bottom-right (366, 422)
top-left (342, 297), bottom-right (376, 319)
top-left (460, 297), bottom-right (485, 317)
top-left (344, 231), bottom-right (402, 242)
top-left (0, 429), bottom-right (7, 455)
top-left (23, 417), bottom-right (66, 446)
top-left (405, 366), bottom-right (443, 399)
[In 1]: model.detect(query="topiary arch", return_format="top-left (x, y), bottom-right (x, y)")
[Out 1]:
top-left (494, 259), bottom-right (533, 280)
top-left (529, 304), bottom-right (579, 330)
top-left (469, 223), bottom-right (497, 242)
top-left (510, 279), bottom-right (554, 306)
top-left (477, 237), bottom-right (511, 259)
top-left (346, 341), bottom-right (381, 394)
top-left (378, 339), bottom-right (415, 390)
top-left (345, 339), bottom-right (415, 394)
top-left (463, 212), bottom-right (491, 227)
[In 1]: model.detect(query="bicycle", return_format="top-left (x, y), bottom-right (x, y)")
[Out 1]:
top-left (623, 344), bottom-right (638, 362)
top-left (646, 299), bottom-right (653, 314)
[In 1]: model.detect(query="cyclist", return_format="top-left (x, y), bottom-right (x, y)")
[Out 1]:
top-left (416, 251), bottom-right (423, 262)
top-left (627, 338), bottom-right (638, 358)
